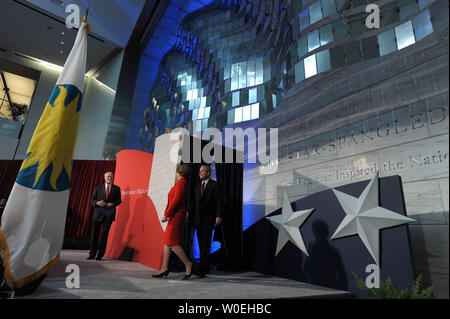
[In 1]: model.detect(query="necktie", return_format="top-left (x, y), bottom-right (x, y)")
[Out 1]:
top-left (200, 182), bottom-right (204, 196)
top-left (106, 185), bottom-right (109, 199)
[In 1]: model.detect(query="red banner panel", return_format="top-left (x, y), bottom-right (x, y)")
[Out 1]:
top-left (105, 150), bottom-right (163, 270)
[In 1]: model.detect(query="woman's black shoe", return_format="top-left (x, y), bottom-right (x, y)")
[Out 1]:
top-left (182, 272), bottom-right (192, 280)
top-left (152, 270), bottom-right (169, 278)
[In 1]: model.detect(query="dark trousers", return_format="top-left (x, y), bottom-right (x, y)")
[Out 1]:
top-left (89, 220), bottom-right (112, 257)
top-left (195, 221), bottom-right (214, 274)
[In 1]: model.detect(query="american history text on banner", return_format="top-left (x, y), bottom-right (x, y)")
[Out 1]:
top-left (0, 17), bottom-right (90, 289)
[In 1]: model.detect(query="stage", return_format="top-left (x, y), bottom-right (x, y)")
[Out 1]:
top-left (17, 250), bottom-right (354, 299)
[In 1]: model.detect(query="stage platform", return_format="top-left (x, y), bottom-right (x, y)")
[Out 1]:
top-left (18, 250), bottom-right (354, 299)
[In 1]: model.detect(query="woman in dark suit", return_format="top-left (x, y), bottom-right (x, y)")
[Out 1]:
top-left (153, 164), bottom-right (193, 279)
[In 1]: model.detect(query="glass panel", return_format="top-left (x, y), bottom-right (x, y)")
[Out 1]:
top-left (320, 24), bottom-right (334, 46)
top-left (299, 9), bottom-right (310, 32)
top-left (309, 1), bottom-right (323, 24)
top-left (225, 78), bottom-right (231, 93)
top-left (295, 60), bottom-right (305, 83)
top-left (257, 85), bottom-right (265, 101)
top-left (204, 107), bottom-right (211, 118)
top-left (381, 3), bottom-right (400, 27)
top-left (187, 90), bottom-right (193, 101)
top-left (298, 36), bottom-right (308, 58)
top-left (290, 44), bottom-right (298, 64)
top-left (228, 109), bottom-right (235, 124)
top-left (198, 107), bottom-right (205, 119)
top-left (413, 10), bottom-right (433, 41)
top-left (193, 120), bottom-right (201, 132)
top-left (231, 75), bottom-right (239, 91)
top-left (419, 0), bottom-right (436, 9)
top-left (200, 96), bottom-right (207, 108)
top-left (377, 29), bottom-right (396, 56)
top-left (239, 62), bottom-right (247, 89)
top-left (241, 90), bottom-right (249, 106)
top-left (272, 94), bottom-right (277, 109)
top-left (193, 109), bottom-right (198, 120)
top-left (251, 103), bottom-right (259, 120)
top-left (316, 50), bottom-right (331, 73)
top-left (304, 54), bottom-right (317, 78)
top-left (234, 107), bottom-right (243, 123)
top-left (255, 57), bottom-right (264, 85)
top-left (345, 41), bottom-right (362, 64)
top-left (202, 119), bottom-right (208, 131)
top-left (232, 91), bottom-right (240, 106)
top-left (247, 60), bottom-right (256, 87)
top-left (333, 19), bottom-right (348, 40)
top-left (307, 29), bottom-right (320, 51)
top-left (322, 0), bottom-right (336, 17)
top-left (395, 20), bottom-right (416, 50)
top-left (224, 64), bottom-right (231, 80)
top-left (302, 0), bottom-right (313, 7)
top-left (231, 63), bottom-right (239, 78)
top-left (399, 0), bottom-right (419, 20)
top-left (242, 105), bottom-right (251, 122)
top-left (249, 88), bottom-right (257, 104)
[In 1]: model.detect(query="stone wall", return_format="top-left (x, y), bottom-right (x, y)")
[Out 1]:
top-left (241, 17), bottom-right (449, 298)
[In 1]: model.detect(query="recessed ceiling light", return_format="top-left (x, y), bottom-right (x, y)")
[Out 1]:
top-left (61, 32), bottom-right (65, 35)
top-left (60, 50), bottom-right (64, 54)
top-left (61, 41), bottom-right (64, 45)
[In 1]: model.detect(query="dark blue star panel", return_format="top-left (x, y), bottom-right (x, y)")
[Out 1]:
top-left (243, 175), bottom-right (415, 297)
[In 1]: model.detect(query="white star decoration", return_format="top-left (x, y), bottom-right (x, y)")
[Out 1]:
top-left (331, 171), bottom-right (415, 265)
top-left (266, 192), bottom-right (315, 256)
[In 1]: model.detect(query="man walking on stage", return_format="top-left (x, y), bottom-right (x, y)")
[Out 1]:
top-left (88, 172), bottom-right (121, 261)
top-left (188, 165), bottom-right (223, 277)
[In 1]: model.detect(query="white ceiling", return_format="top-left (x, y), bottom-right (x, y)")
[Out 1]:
top-left (25, 0), bottom-right (146, 47)
top-left (0, 0), bottom-right (146, 71)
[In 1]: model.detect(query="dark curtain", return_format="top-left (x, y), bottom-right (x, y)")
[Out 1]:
top-left (0, 160), bottom-right (21, 200)
top-left (0, 159), bottom-right (115, 246)
top-left (179, 140), bottom-right (244, 271)
top-left (65, 160), bottom-right (116, 242)
top-left (214, 155), bottom-right (243, 270)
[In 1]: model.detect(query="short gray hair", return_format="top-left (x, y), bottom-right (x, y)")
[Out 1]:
top-left (200, 165), bottom-right (211, 173)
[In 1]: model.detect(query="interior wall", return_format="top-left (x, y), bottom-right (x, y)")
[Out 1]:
top-left (73, 50), bottom-right (124, 160)
top-left (0, 49), bottom-right (124, 161)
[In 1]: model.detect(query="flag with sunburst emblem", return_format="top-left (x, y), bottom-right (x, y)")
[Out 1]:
top-left (0, 16), bottom-right (90, 290)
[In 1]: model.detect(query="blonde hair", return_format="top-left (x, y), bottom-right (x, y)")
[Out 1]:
top-left (176, 164), bottom-right (190, 179)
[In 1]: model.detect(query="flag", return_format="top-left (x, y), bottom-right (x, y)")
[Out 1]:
top-left (0, 17), bottom-right (89, 289)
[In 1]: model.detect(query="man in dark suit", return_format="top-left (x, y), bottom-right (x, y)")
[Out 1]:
top-left (188, 165), bottom-right (223, 277)
top-left (88, 172), bottom-right (121, 261)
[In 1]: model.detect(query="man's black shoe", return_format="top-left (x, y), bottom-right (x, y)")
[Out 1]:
top-left (194, 271), bottom-right (206, 278)
top-left (95, 254), bottom-right (103, 261)
top-left (87, 255), bottom-right (95, 260)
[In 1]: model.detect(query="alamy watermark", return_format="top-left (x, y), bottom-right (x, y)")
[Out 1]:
top-left (365, 4), bottom-right (380, 29)
top-left (65, 4), bottom-right (81, 29)
top-left (169, 127), bottom-right (279, 175)
top-left (65, 264), bottom-right (80, 289)
top-left (365, 264), bottom-right (380, 288)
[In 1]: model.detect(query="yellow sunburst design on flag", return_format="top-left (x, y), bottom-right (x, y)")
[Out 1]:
top-left (18, 85), bottom-right (81, 191)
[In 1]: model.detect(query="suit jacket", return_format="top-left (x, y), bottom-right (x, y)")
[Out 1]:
top-left (189, 179), bottom-right (223, 227)
top-left (90, 184), bottom-right (121, 222)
